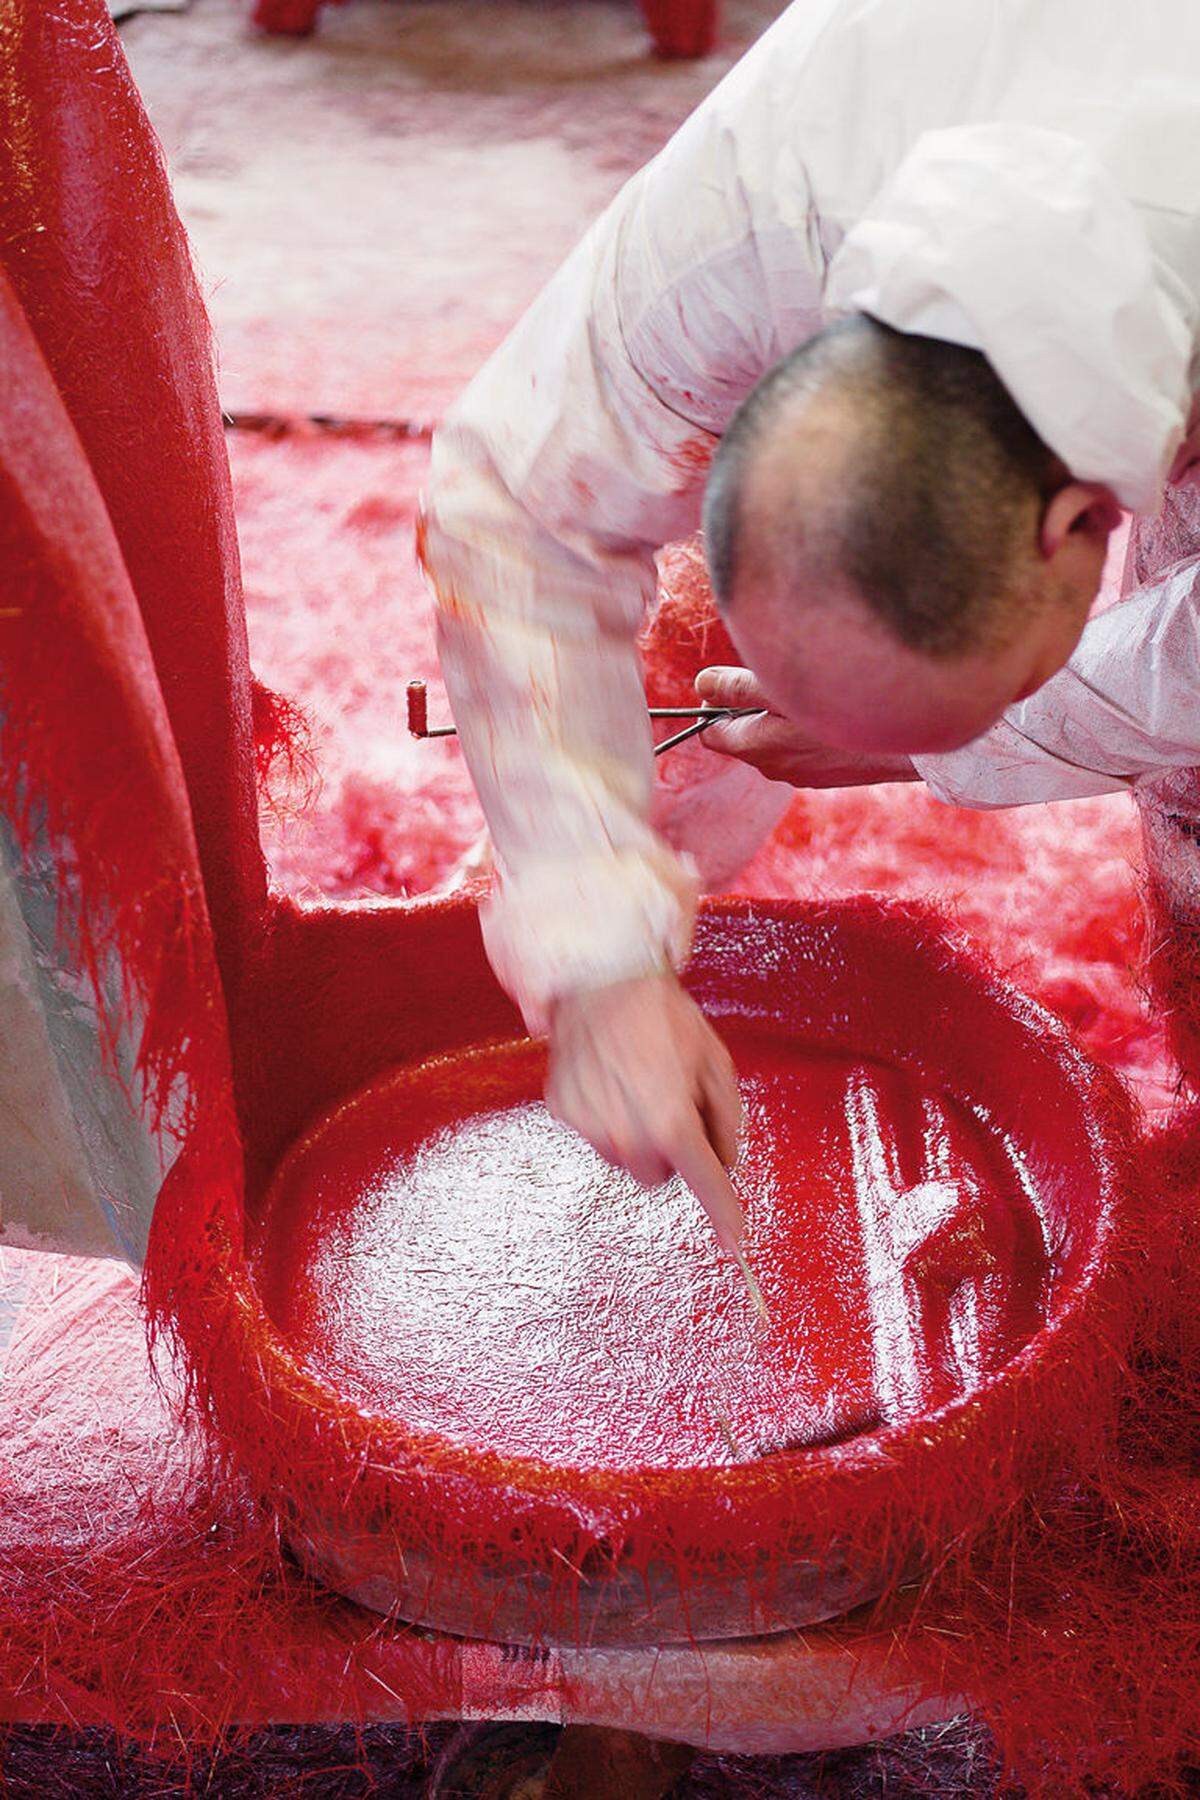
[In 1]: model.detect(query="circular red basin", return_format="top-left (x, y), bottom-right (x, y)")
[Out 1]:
top-left (255, 1032), bottom-right (1051, 1476)
top-left (202, 899), bottom-right (1137, 1647)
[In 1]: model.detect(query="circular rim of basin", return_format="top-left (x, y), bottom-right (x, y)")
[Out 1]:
top-left (180, 895), bottom-right (1139, 1638)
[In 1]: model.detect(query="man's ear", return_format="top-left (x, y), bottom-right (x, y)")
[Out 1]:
top-left (1039, 482), bottom-right (1123, 560)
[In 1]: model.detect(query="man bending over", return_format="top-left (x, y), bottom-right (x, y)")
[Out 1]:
top-left (421, 0), bottom-right (1200, 1256)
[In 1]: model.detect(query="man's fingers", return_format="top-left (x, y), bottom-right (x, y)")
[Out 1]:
top-left (547, 976), bottom-right (749, 1244)
top-left (669, 1112), bottom-right (746, 1256)
top-left (622, 1148), bottom-right (675, 1188)
top-left (601, 1141), bottom-right (669, 1185)
top-left (699, 1053), bottom-right (743, 1171)
top-left (548, 1071), bottom-right (673, 1187)
top-left (700, 711), bottom-right (783, 761)
top-left (698, 714), bottom-right (751, 756)
top-left (695, 664), bottom-right (768, 710)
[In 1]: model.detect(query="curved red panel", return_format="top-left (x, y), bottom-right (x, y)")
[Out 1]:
top-left (0, 0), bottom-right (266, 994)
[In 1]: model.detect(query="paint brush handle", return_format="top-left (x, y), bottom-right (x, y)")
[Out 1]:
top-left (733, 1244), bottom-right (770, 1324)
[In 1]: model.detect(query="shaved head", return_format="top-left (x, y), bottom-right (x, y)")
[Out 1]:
top-left (699, 317), bottom-right (1113, 756)
top-left (704, 316), bottom-right (1066, 657)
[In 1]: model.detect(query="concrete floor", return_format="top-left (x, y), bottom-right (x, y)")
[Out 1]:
top-left (0, 1718), bottom-right (1001, 1796)
top-left (121, 0), bottom-right (785, 422)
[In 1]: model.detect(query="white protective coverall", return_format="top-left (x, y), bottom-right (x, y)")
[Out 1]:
top-left (421, 0), bottom-right (1200, 1032)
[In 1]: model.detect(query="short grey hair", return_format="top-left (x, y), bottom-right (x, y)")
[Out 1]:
top-left (702, 317), bottom-right (1065, 657)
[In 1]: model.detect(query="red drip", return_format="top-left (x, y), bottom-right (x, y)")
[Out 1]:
top-left (405, 679), bottom-right (430, 740)
top-left (252, 0), bottom-right (340, 35)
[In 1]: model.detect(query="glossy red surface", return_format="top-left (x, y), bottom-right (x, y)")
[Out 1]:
top-left (204, 896), bottom-right (1136, 1652)
top-left (256, 1024), bottom-right (1049, 1474)
top-left (0, 0), bottom-right (266, 1002)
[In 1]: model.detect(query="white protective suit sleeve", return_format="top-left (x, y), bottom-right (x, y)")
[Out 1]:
top-left (422, 195), bottom-right (708, 1033)
top-left (914, 546), bottom-right (1200, 808)
top-left (421, 98), bottom-right (826, 1032)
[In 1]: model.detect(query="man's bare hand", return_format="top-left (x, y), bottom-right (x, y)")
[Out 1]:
top-left (547, 972), bottom-right (745, 1256)
top-left (695, 666), bottom-right (917, 788)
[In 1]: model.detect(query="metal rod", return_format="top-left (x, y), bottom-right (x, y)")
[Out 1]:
top-left (652, 709), bottom-right (765, 756)
top-left (407, 677), bottom-right (763, 745)
top-left (652, 715), bottom-right (725, 755)
top-left (646, 707), bottom-right (763, 720)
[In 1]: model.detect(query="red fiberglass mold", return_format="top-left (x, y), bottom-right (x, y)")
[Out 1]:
top-left (0, 0), bottom-right (1139, 1714)
top-left (231, 894), bottom-right (1134, 1647)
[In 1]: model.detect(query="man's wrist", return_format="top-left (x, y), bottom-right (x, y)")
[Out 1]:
top-left (549, 959), bottom-right (678, 1027)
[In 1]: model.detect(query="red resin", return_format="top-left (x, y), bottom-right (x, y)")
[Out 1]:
top-left (0, 0), bottom-right (266, 1007)
top-left (255, 1025), bottom-right (1048, 1474)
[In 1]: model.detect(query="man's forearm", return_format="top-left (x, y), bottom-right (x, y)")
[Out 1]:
top-left (418, 177), bottom-right (732, 1031)
top-left (424, 511), bottom-right (701, 1034)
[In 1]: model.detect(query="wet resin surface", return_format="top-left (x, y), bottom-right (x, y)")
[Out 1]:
top-left (253, 1027), bottom-right (1052, 1471)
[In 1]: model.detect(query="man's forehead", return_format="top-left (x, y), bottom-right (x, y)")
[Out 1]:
top-left (724, 573), bottom-right (1023, 754)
